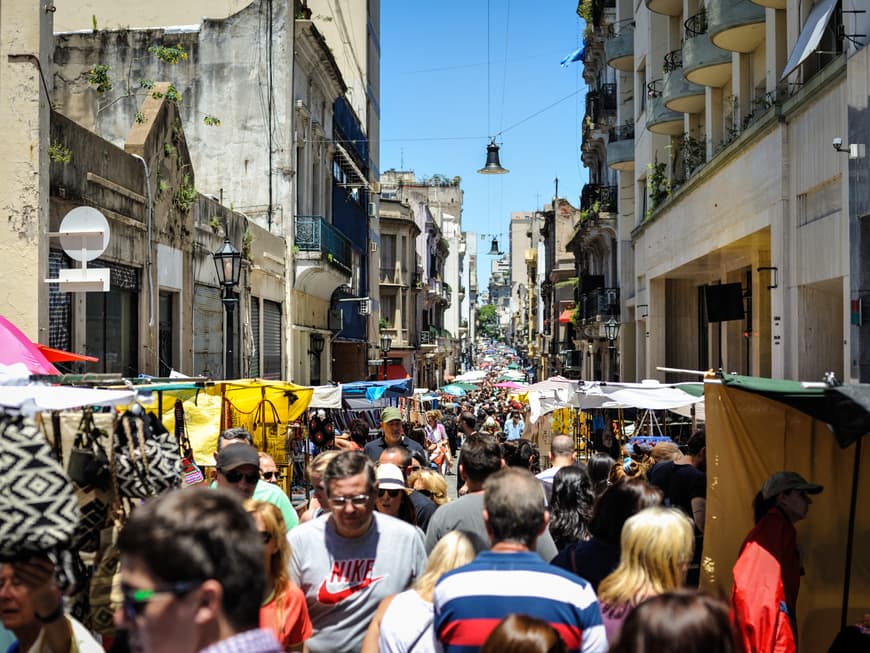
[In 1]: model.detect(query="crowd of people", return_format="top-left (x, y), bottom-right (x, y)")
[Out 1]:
top-left (1, 366), bottom-right (849, 653)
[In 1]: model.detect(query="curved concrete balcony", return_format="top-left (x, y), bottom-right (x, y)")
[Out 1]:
top-left (751, 0), bottom-right (785, 8)
top-left (662, 51), bottom-right (705, 114)
top-left (645, 0), bottom-right (682, 16)
top-left (646, 81), bottom-right (684, 135)
top-left (607, 124), bottom-right (635, 171)
top-left (605, 26), bottom-right (634, 72)
top-left (709, 0), bottom-right (766, 53)
top-left (684, 30), bottom-right (732, 87)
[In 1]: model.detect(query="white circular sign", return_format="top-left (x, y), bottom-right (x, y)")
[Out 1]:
top-left (59, 207), bottom-right (110, 262)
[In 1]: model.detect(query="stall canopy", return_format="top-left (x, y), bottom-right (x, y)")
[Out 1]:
top-left (0, 385), bottom-right (136, 413)
top-left (704, 374), bottom-right (869, 651)
top-left (383, 363), bottom-right (410, 381)
top-left (341, 378), bottom-right (414, 409)
top-left (0, 316), bottom-right (58, 375)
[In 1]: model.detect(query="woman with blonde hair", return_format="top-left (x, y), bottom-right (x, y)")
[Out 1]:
top-left (244, 500), bottom-right (312, 650)
top-left (408, 468), bottom-right (450, 506)
top-left (424, 409), bottom-right (452, 474)
top-left (596, 506), bottom-right (695, 644)
top-left (361, 530), bottom-right (479, 652)
top-left (298, 450), bottom-right (340, 523)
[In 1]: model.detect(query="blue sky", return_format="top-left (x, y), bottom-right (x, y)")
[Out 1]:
top-left (380, 1), bottom-right (588, 292)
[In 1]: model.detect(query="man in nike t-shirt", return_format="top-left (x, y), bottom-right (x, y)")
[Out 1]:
top-left (288, 451), bottom-right (427, 652)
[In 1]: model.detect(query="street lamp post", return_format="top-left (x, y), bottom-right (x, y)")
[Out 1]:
top-left (604, 316), bottom-right (620, 381)
top-left (380, 333), bottom-right (392, 381)
top-left (213, 238), bottom-right (242, 380)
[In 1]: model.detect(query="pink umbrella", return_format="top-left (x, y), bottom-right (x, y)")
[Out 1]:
top-left (495, 381), bottom-right (526, 389)
top-left (0, 316), bottom-right (59, 375)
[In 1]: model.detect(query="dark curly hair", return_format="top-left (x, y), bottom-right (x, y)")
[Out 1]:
top-left (548, 464), bottom-right (595, 551)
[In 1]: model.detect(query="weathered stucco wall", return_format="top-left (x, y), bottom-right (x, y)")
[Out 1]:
top-left (53, 1), bottom-right (251, 33)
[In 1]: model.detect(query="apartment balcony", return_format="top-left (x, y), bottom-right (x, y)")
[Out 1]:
top-left (708, 0), bottom-right (766, 54)
top-left (577, 287), bottom-right (620, 324)
top-left (581, 184), bottom-right (618, 214)
top-left (750, 0), bottom-right (785, 7)
top-left (662, 50), bottom-right (706, 114)
top-left (645, 0), bottom-right (682, 16)
top-left (683, 11), bottom-right (733, 87)
top-left (605, 24), bottom-right (634, 72)
top-left (645, 80), bottom-right (684, 135)
top-left (294, 215), bottom-right (351, 298)
top-left (442, 282), bottom-right (452, 306)
top-left (418, 329), bottom-right (436, 348)
top-left (379, 268), bottom-right (409, 286)
top-left (607, 123), bottom-right (635, 171)
top-left (585, 83), bottom-right (617, 128)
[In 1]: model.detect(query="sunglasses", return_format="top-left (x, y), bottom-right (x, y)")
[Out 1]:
top-left (261, 471), bottom-right (282, 481)
top-left (409, 465), bottom-right (422, 472)
top-left (416, 489), bottom-right (433, 498)
top-left (330, 494), bottom-right (370, 507)
top-left (378, 488), bottom-right (403, 498)
top-left (121, 581), bottom-right (201, 620)
top-left (223, 470), bottom-right (259, 484)
top-left (259, 531), bottom-right (273, 544)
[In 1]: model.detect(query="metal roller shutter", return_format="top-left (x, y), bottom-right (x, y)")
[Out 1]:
top-left (193, 284), bottom-right (224, 377)
top-left (262, 300), bottom-right (282, 380)
top-left (250, 299), bottom-right (260, 377)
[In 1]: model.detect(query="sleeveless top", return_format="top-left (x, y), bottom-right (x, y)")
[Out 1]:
top-left (378, 589), bottom-right (436, 653)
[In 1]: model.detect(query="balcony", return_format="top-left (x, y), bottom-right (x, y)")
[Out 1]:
top-left (379, 267), bottom-right (409, 285)
top-left (708, 0), bottom-right (766, 54)
top-left (607, 123), bottom-right (635, 171)
top-left (645, 80), bottom-right (684, 135)
top-left (586, 83), bottom-right (617, 127)
top-left (605, 23), bottom-right (634, 72)
top-left (577, 287), bottom-right (620, 324)
top-left (645, 0), bottom-right (682, 16)
top-left (683, 11), bottom-right (733, 87)
top-left (581, 184), bottom-right (618, 214)
top-left (750, 0), bottom-right (785, 7)
top-left (662, 50), bottom-right (706, 114)
top-left (294, 215), bottom-right (352, 298)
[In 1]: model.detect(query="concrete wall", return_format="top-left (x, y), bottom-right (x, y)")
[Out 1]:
top-left (54, 1), bottom-right (251, 32)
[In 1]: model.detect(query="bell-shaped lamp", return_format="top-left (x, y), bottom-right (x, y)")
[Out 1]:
top-left (477, 139), bottom-right (509, 175)
top-left (213, 238), bottom-right (242, 288)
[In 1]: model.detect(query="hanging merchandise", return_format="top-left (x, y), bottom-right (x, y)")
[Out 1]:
top-left (0, 412), bottom-right (81, 560)
top-left (253, 399), bottom-right (286, 464)
top-left (308, 409), bottom-right (335, 448)
top-left (67, 408), bottom-right (111, 490)
top-left (88, 504), bottom-right (125, 635)
top-left (175, 399), bottom-right (204, 487)
top-left (112, 407), bottom-right (182, 499)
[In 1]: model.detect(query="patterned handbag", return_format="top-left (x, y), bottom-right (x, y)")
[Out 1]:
top-left (0, 413), bottom-right (81, 560)
top-left (112, 408), bottom-right (181, 499)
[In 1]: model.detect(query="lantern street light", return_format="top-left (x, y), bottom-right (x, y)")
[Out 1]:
top-left (380, 333), bottom-right (392, 381)
top-left (604, 316), bottom-right (620, 348)
top-left (213, 238), bottom-right (242, 380)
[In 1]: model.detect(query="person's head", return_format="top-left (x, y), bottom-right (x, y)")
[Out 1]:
top-left (484, 467), bottom-right (548, 549)
top-left (409, 450), bottom-right (427, 473)
top-left (380, 407), bottom-right (404, 446)
top-left (413, 530), bottom-right (480, 602)
top-left (214, 443), bottom-right (260, 499)
top-left (0, 560), bottom-right (52, 642)
top-left (480, 613), bottom-right (568, 653)
top-left (459, 412), bottom-right (477, 434)
top-left (608, 456), bottom-right (648, 484)
top-left (379, 446), bottom-right (412, 479)
top-left (258, 452), bottom-right (281, 484)
top-left (458, 434), bottom-right (503, 486)
top-left (598, 507), bottom-right (695, 606)
top-left (549, 464), bottom-right (595, 546)
top-left (502, 438), bottom-right (539, 472)
top-left (116, 487), bottom-right (264, 653)
top-left (243, 500), bottom-right (289, 595)
top-left (651, 441), bottom-right (681, 463)
top-left (510, 411), bottom-right (521, 423)
top-left (588, 453), bottom-right (616, 496)
top-left (307, 450), bottom-right (340, 512)
top-left (549, 435), bottom-right (575, 464)
top-left (686, 430), bottom-right (706, 470)
top-left (609, 590), bottom-right (742, 653)
top-left (348, 418), bottom-right (370, 448)
top-left (215, 427), bottom-right (254, 455)
top-left (408, 468), bottom-right (450, 505)
top-left (323, 452), bottom-right (377, 538)
top-left (588, 478), bottom-right (664, 545)
top-left (426, 410), bottom-right (438, 425)
top-left (375, 463), bottom-right (415, 523)
top-left (753, 470), bottom-right (823, 523)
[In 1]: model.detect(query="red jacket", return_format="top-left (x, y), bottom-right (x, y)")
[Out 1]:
top-left (730, 507), bottom-right (799, 653)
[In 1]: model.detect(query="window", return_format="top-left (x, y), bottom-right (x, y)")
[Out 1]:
top-left (381, 234), bottom-right (396, 280)
top-left (86, 288), bottom-right (139, 375)
top-left (158, 292), bottom-right (176, 377)
top-left (381, 293), bottom-right (396, 327)
top-left (262, 300), bottom-right (282, 380)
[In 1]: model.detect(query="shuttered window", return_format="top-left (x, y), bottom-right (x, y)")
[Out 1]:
top-left (250, 298), bottom-right (260, 377)
top-left (262, 300), bottom-right (282, 380)
top-left (193, 284), bottom-right (224, 377)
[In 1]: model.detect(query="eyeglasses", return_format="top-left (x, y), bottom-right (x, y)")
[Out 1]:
top-left (223, 470), bottom-right (259, 484)
top-left (121, 580), bottom-right (202, 620)
top-left (261, 471), bottom-right (282, 481)
top-left (378, 488), bottom-right (402, 498)
top-left (409, 465), bottom-right (422, 472)
top-left (259, 531), bottom-right (273, 543)
top-left (329, 494), bottom-right (370, 507)
top-left (416, 489), bottom-right (433, 498)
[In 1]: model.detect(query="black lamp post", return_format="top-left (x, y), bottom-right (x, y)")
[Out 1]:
top-left (604, 316), bottom-right (620, 381)
top-left (213, 238), bottom-right (242, 380)
top-left (380, 333), bottom-right (392, 381)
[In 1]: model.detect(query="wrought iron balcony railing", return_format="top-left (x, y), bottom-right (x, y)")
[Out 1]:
top-left (295, 215), bottom-right (352, 273)
top-left (577, 287), bottom-right (620, 322)
top-left (580, 184), bottom-right (619, 214)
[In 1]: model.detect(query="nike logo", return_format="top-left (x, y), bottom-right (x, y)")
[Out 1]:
top-left (317, 576), bottom-right (384, 604)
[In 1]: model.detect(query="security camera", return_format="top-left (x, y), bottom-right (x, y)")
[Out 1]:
top-left (833, 137), bottom-right (843, 150)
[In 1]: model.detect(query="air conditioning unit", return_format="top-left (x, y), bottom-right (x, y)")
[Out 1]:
top-left (369, 240), bottom-right (378, 253)
top-left (367, 202), bottom-right (377, 217)
top-left (359, 299), bottom-right (371, 316)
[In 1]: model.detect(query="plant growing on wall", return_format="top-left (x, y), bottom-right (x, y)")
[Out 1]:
top-left (173, 174), bottom-right (197, 212)
top-left (646, 159), bottom-right (670, 220)
top-left (242, 229), bottom-right (254, 262)
top-left (48, 141), bottom-right (72, 164)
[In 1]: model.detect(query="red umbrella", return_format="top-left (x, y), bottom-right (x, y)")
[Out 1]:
top-left (0, 316), bottom-right (59, 375)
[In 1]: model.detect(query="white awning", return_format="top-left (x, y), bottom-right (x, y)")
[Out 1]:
top-left (780, 0), bottom-right (838, 80)
top-left (333, 141), bottom-right (369, 189)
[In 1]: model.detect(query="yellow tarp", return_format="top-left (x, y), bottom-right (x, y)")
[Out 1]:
top-left (703, 381), bottom-right (870, 651)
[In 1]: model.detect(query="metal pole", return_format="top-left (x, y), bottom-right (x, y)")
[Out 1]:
top-left (382, 350), bottom-right (388, 380)
top-left (224, 291), bottom-right (236, 380)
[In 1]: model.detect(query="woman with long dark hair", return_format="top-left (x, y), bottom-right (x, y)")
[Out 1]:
top-left (548, 465), bottom-right (595, 551)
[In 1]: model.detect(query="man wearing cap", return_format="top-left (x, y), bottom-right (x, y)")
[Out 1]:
top-left (213, 428), bottom-right (299, 531)
top-left (362, 407), bottom-right (428, 465)
top-left (215, 443), bottom-right (261, 500)
top-left (731, 470), bottom-right (823, 653)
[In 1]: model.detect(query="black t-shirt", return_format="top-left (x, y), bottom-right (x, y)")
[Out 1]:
top-left (648, 460), bottom-right (706, 518)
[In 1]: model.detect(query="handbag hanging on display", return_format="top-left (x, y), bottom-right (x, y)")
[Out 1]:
top-left (112, 407), bottom-right (182, 499)
top-left (175, 399), bottom-right (204, 486)
top-left (67, 408), bottom-right (111, 490)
